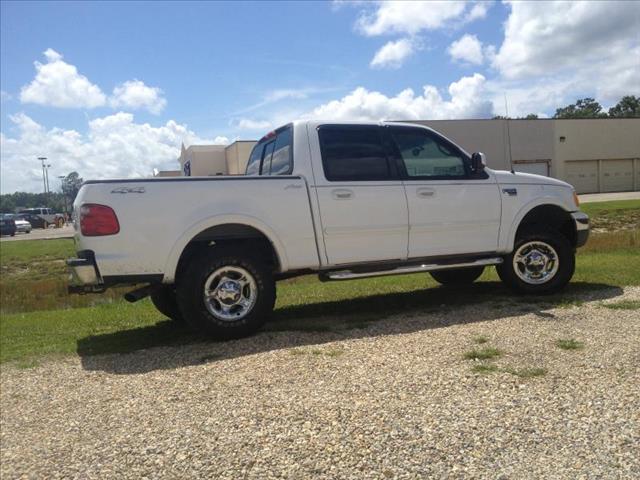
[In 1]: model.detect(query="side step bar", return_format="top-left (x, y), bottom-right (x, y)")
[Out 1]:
top-left (322, 257), bottom-right (503, 281)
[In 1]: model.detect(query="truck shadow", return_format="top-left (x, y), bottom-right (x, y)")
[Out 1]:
top-left (77, 281), bottom-right (623, 375)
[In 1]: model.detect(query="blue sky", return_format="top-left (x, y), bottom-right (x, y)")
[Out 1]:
top-left (1, 1), bottom-right (638, 192)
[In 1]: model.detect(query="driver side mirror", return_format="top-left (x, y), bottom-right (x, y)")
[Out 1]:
top-left (471, 152), bottom-right (486, 173)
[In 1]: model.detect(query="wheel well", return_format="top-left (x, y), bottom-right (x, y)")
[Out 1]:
top-left (175, 223), bottom-right (280, 280)
top-left (516, 205), bottom-right (576, 246)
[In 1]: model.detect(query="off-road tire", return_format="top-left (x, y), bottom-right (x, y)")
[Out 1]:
top-left (176, 246), bottom-right (276, 339)
top-left (497, 227), bottom-right (575, 294)
top-left (430, 266), bottom-right (484, 286)
top-left (150, 285), bottom-right (184, 323)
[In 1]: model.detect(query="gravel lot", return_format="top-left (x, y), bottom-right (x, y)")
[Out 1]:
top-left (2, 287), bottom-right (639, 479)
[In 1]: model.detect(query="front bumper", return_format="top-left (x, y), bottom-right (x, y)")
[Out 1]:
top-left (572, 211), bottom-right (590, 247)
top-left (67, 251), bottom-right (105, 294)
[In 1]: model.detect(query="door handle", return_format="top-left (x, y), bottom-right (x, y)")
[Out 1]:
top-left (331, 189), bottom-right (353, 200)
top-left (417, 188), bottom-right (435, 198)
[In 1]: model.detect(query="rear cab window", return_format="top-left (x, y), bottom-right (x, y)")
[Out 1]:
top-left (318, 125), bottom-right (392, 181)
top-left (245, 124), bottom-right (294, 176)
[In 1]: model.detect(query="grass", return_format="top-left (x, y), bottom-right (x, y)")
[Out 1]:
top-left (0, 199), bottom-right (638, 364)
top-left (463, 347), bottom-right (502, 360)
top-left (471, 363), bottom-right (547, 378)
top-left (503, 367), bottom-right (547, 378)
top-left (580, 199), bottom-right (640, 232)
top-left (473, 335), bottom-right (489, 344)
top-left (471, 363), bottom-right (499, 374)
top-left (555, 339), bottom-right (584, 350)
top-left (602, 300), bottom-right (640, 310)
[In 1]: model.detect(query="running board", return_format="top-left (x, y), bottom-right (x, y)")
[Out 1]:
top-left (322, 257), bottom-right (503, 281)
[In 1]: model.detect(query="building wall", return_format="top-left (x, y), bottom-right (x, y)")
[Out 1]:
top-left (225, 141), bottom-right (256, 174)
top-left (413, 119), bottom-right (555, 173)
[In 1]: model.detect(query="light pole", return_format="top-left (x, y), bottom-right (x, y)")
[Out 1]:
top-left (58, 175), bottom-right (67, 217)
top-left (38, 157), bottom-right (48, 193)
top-left (45, 163), bottom-right (52, 194)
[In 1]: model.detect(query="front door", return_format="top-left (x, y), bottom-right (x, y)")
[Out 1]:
top-left (313, 125), bottom-right (408, 266)
top-left (386, 125), bottom-right (501, 259)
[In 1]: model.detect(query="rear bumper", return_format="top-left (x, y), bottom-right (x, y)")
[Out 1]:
top-left (67, 251), bottom-right (105, 294)
top-left (572, 211), bottom-right (590, 248)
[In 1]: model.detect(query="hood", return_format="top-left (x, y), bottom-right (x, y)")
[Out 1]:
top-left (491, 169), bottom-right (572, 189)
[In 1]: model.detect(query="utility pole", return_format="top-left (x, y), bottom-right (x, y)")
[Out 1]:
top-left (38, 157), bottom-right (48, 193)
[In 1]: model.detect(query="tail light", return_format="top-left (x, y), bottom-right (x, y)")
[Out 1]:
top-left (80, 204), bottom-right (120, 236)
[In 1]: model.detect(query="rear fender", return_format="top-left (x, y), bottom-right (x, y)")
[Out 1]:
top-left (162, 214), bottom-right (289, 283)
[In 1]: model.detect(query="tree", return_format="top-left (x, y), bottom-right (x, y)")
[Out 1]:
top-left (523, 113), bottom-right (539, 119)
top-left (61, 171), bottom-right (84, 206)
top-left (608, 95), bottom-right (640, 118)
top-left (553, 97), bottom-right (607, 119)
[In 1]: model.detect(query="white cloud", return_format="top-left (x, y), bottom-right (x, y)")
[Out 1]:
top-left (109, 80), bottom-right (167, 114)
top-left (370, 38), bottom-right (415, 69)
top-left (448, 34), bottom-right (484, 65)
top-left (20, 49), bottom-right (107, 108)
top-left (235, 119), bottom-right (273, 130)
top-left (465, 2), bottom-right (491, 22)
top-left (493, 1), bottom-right (639, 80)
top-left (211, 136), bottom-right (230, 145)
top-left (356, 1), bottom-right (467, 36)
top-left (487, 0), bottom-right (640, 113)
top-left (301, 73), bottom-right (492, 121)
top-left (0, 112), bottom-right (223, 193)
top-left (1, 90), bottom-right (11, 102)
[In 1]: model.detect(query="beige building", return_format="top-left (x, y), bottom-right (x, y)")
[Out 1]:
top-left (414, 118), bottom-right (640, 193)
top-left (177, 141), bottom-right (257, 177)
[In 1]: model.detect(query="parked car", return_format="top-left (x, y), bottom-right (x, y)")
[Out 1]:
top-left (12, 214), bottom-right (33, 234)
top-left (18, 207), bottom-right (65, 228)
top-left (67, 121), bottom-right (590, 339)
top-left (0, 214), bottom-right (17, 237)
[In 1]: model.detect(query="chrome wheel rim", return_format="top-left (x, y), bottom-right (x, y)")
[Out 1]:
top-left (513, 241), bottom-right (559, 285)
top-left (203, 266), bottom-right (257, 321)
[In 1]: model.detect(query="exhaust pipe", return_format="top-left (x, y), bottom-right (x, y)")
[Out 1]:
top-left (124, 285), bottom-right (156, 303)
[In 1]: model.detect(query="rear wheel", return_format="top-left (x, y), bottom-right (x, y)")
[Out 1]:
top-left (430, 266), bottom-right (484, 286)
top-left (497, 227), bottom-right (574, 294)
top-left (176, 247), bottom-right (276, 339)
top-left (150, 285), bottom-right (183, 323)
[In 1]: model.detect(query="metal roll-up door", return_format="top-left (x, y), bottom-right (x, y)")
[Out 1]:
top-left (566, 161), bottom-right (598, 193)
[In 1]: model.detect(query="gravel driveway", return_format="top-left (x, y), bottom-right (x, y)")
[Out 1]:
top-left (2, 287), bottom-right (639, 479)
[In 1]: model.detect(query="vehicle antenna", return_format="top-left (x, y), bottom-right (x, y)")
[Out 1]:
top-left (504, 93), bottom-right (515, 174)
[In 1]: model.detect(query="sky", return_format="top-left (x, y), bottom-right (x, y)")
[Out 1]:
top-left (1, 0), bottom-right (639, 193)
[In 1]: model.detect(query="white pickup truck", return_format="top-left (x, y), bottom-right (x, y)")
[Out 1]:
top-left (68, 121), bottom-right (589, 338)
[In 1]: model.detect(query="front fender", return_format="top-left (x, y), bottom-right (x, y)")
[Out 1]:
top-left (501, 196), bottom-right (573, 252)
top-left (162, 214), bottom-right (290, 283)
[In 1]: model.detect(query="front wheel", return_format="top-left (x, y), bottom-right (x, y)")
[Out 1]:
top-left (176, 247), bottom-right (276, 339)
top-left (497, 228), bottom-right (575, 294)
top-left (430, 266), bottom-right (484, 286)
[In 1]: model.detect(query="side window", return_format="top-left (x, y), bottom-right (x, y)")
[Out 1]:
top-left (390, 127), bottom-right (467, 178)
top-left (269, 127), bottom-right (293, 175)
top-left (260, 141), bottom-right (276, 175)
top-left (318, 126), bottom-right (390, 181)
top-left (245, 143), bottom-right (264, 175)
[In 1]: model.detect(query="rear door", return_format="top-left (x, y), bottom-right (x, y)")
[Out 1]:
top-left (313, 125), bottom-right (408, 265)
top-left (387, 125), bottom-right (501, 259)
